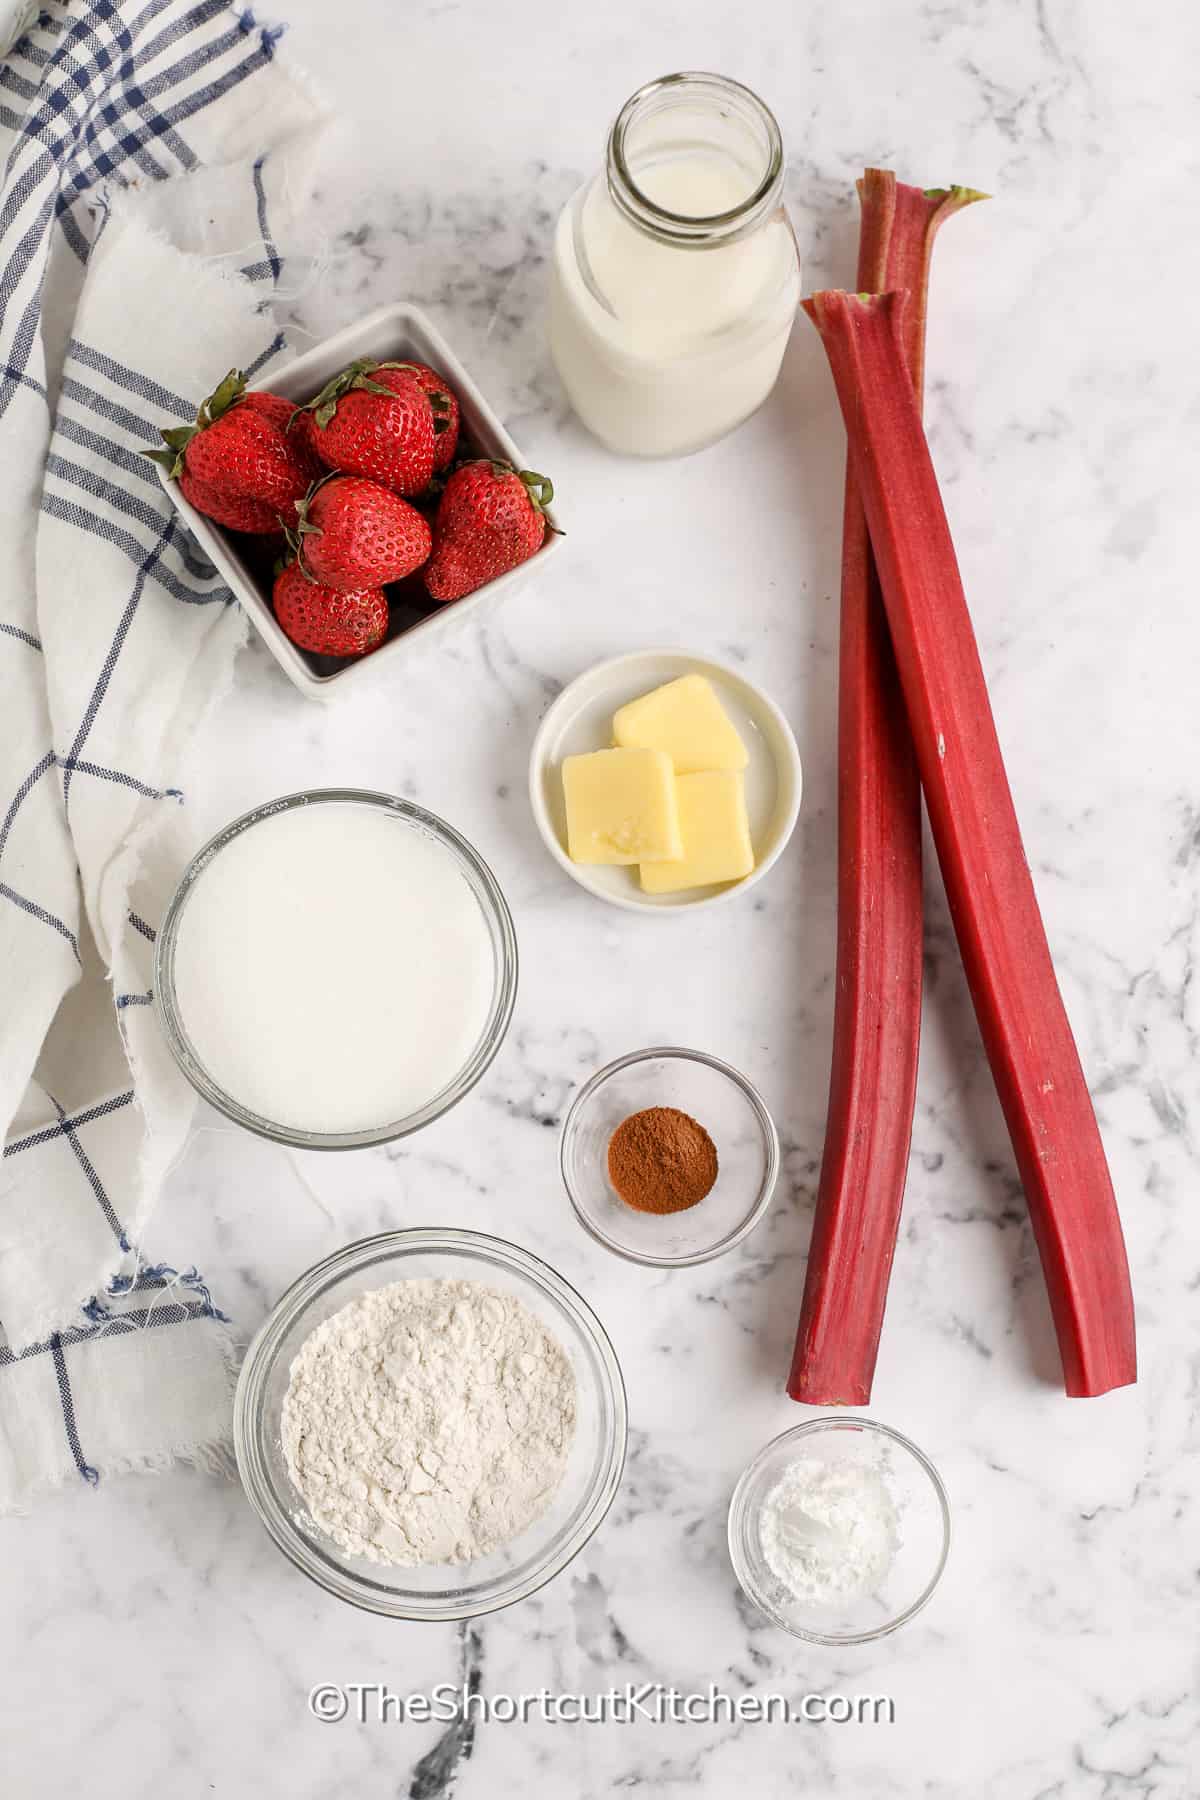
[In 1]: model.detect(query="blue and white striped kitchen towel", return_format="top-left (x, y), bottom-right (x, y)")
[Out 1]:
top-left (0, 0), bottom-right (324, 1509)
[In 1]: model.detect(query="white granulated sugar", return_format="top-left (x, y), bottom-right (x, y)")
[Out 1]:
top-left (759, 1455), bottom-right (900, 1606)
top-left (281, 1278), bottom-right (577, 1567)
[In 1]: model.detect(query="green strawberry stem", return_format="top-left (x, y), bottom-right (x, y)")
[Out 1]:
top-left (201, 368), bottom-right (248, 425)
top-left (297, 357), bottom-right (452, 431)
top-left (283, 473), bottom-right (338, 579)
top-left (481, 461), bottom-right (560, 530)
top-left (518, 469), bottom-right (554, 512)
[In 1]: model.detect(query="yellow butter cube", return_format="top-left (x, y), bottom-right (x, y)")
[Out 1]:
top-left (613, 674), bottom-right (749, 775)
top-left (639, 770), bottom-right (755, 894)
top-left (562, 748), bottom-right (683, 866)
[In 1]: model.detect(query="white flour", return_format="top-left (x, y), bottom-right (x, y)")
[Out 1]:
top-left (759, 1456), bottom-right (899, 1605)
top-left (281, 1279), bottom-right (576, 1566)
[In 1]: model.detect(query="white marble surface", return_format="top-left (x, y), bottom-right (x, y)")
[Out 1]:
top-left (6, 1), bottom-right (1200, 1794)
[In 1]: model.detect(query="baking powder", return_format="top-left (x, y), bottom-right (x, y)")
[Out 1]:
top-left (759, 1455), bottom-right (899, 1605)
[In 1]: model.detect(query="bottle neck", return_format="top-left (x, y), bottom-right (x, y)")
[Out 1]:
top-left (604, 72), bottom-right (786, 250)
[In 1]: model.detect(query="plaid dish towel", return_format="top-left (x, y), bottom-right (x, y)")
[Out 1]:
top-left (0, 0), bottom-right (325, 1510)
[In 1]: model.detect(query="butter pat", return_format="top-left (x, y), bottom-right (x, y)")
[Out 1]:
top-left (562, 748), bottom-right (683, 865)
top-left (640, 771), bottom-right (755, 894)
top-left (613, 674), bottom-right (749, 775)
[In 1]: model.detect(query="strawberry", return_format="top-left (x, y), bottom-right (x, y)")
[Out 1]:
top-left (238, 391), bottom-right (297, 432)
top-left (298, 358), bottom-right (451, 497)
top-left (178, 469), bottom-right (283, 535)
top-left (405, 362), bottom-right (460, 471)
top-left (272, 561), bottom-right (388, 658)
top-left (288, 476), bottom-right (432, 590)
top-left (285, 405), bottom-right (325, 467)
top-left (143, 369), bottom-right (318, 534)
top-left (424, 460), bottom-right (554, 603)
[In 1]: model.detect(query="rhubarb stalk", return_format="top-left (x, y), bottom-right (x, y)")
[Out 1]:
top-left (803, 288), bottom-right (1136, 1397)
top-left (788, 174), bottom-right (984, 1407)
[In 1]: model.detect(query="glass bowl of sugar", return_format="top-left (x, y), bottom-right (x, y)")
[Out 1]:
top-left (154, 789), bottom-right (517, 1148)
top-left (727, 1417), bottom-right (951, 1644)
top-left (235, 1228), bottom-right (627, 1620)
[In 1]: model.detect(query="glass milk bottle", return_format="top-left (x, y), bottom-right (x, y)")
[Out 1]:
top-left (549, 72), bottom-right (801, 458)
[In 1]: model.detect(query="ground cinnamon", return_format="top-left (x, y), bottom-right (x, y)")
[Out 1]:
top-left (607, 1106), bottom-right (718, 1215)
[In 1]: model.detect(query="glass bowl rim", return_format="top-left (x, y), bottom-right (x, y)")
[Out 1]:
top-left (559, 1045), bottom-right (780, 1267)
top-left (153, 787), bottom-right (518, 1150)
top-left (233, 1226), bottom-right (629, 1621)
top-left (727, 1415), bottom-right (952, 1645)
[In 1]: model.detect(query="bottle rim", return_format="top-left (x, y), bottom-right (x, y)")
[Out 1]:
top-left (605, 71), bottom-right (786, 248)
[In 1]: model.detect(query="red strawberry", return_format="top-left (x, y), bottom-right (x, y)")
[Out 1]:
top-left (178, 469), bottom-right (282, 535)
top-left (238, 391), bottom-right (296, 431)
top-left (404, 363), bottom-right (459, 472)
top-left (272, 561), bottom-right (388, 658)
top-left (298, 359), bottom-right (443, 496)
top-left (285, 405), bottom-right (325, 467)
top-left (289, 476), bottom-right (432, 590)
top-left (144, 369), bottom-right (317, 534)
top-left (219, 391), bottom-right (324, 494)
top-left (424, 460), bottom-right (554, 603)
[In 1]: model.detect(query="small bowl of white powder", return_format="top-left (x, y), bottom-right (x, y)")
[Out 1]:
top-left (235, 1229), bottom-right (627, 1619)
top-left (727, 1418), bottom-right (950, 1644)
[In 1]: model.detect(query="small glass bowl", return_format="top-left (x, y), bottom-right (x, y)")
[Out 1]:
top-left (234, 1229), bottom-right (627, 1620)
top-left (154, 789), bottom-right (518, 1150)
top-left (559, 1047), bottom-right (778, 1265)
top-left (728, 1418), bottom-right (951, 1644)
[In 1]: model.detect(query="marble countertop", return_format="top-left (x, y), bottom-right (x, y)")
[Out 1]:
top-left (7, 2), bottom-right (1199, 1795)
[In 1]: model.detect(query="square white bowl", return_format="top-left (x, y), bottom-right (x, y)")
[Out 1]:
top-left (155, 302), bottom-right (562, 700)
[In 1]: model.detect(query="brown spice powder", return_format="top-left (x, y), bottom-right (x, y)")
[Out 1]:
top-left (607, 1106), bottom-right (719, 1215)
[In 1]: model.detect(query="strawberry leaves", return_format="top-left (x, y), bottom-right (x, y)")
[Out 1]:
top-left (202, 367), bottom-right (249, 423)
top-left (297, 358), bottom-right (448, 432)
top-left (516, 468), bottom-right (555, 513)
top-left (282, 476), bottom-right (332, 578)
top-left (483, 461), bottom-right (561, 532)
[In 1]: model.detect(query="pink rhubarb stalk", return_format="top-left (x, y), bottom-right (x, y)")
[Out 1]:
top-left (788, 173), bottom-right (984, 1407)
top-left (803, 288), bottom-right (1136, 1397)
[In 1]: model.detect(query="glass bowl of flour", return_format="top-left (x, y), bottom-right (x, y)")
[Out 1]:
top-left (154, 789), bottom-right (518, 1149)
top-left (727, 1418), bottom-right (950, 1644)
top-left (235, 1229), bottom-right (627, 1619)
